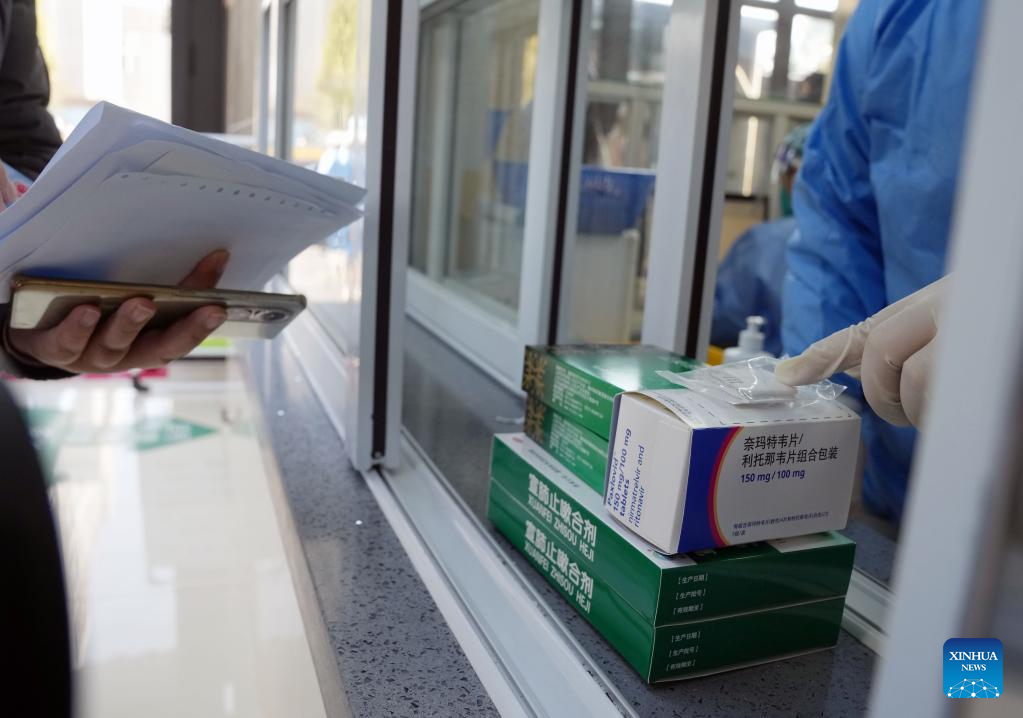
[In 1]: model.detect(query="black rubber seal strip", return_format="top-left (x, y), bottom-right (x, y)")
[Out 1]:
top-left (685, 1), bottom-right (732, 357)
top-left (547, 0), bottom-right (584, 345)
top-left (372, 0), bottom-right (403, 459)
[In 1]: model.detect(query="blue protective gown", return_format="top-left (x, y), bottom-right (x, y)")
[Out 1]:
top-left (712, 217), bottom-right (796, 357)
top-left (782, 0), bottom-right (983, 520)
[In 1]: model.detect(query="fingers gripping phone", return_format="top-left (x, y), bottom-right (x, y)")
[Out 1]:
top-left (9, 276), bottom-right (307, 339)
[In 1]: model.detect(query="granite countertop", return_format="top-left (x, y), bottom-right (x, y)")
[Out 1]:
top-left (245, 340), bottom-right (498, 718)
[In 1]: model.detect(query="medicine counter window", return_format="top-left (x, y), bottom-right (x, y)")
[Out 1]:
top-left (408, 0), bottom-right (541, 325)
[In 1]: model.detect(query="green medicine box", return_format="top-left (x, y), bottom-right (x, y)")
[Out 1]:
top-left (488, 479), bottom-right (846, 682)
top-left (521, 345), bottom-right (701, 439)
top-left (490, 434), bottom-right (855, 625)
top-left (524, 394), bottom-right (609, 495)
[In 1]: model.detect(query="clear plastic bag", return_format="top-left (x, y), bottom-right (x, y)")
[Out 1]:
top-left (656, 356), bottom-right (846, 408)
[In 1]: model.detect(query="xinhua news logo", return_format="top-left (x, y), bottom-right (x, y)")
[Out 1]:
top-left (944, 638), bottom-right (1003, 698)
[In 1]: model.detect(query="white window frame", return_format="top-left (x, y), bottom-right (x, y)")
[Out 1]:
top-left (255, 0), bottom-right (407, 470)
top-left (401, 0), bottom-right (583, 390)
top-left (641, 0), bottom-right (739, 358)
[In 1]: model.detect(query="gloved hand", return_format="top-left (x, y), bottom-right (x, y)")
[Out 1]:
top-left (776, 276), bottom-right (948, 427)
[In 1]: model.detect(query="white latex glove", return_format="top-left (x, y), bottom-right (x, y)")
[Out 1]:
top-left (776, 276), bottom-right (948, 427)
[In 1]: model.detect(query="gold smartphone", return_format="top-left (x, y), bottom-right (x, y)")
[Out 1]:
top-left (9, 276), bottom-right (306, 339)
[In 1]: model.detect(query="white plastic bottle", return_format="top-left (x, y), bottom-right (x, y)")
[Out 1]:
top-left (723, 315), bottom-right (772, 363)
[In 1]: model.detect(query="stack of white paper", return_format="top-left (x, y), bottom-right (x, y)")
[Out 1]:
top-left (0, 102), bottom-right (365, 301)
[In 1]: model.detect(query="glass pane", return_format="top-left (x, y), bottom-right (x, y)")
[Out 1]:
top-left (225, 0), bottom-right (263, 142)
top-left (285, 0), bottom-right (375, 348)
top-left (564, 0), bottom-right (669, 343)
top-left (734, 6), bottom-right (779, 100)
top-left (716, 111), bottom-right (775, 354)
top-left (788, 14), bottom-right (835, 104)
top-left (590, 0), bottom-right (669, 84)
top-left (38, 0), bottom-right (172, 137)
top-left (409, 0), bottom-right (541, 323)
top-left (724, 114), bottom-right (774, 198)
top-left (290, 0), bottom-right (361, 168)
top-left (795, 0), bottom-right (839, 11)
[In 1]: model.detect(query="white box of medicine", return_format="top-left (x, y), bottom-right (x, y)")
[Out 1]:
top-left (604, 387), bottom-right (860, 554)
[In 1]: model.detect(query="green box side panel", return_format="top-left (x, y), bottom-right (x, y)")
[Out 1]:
top-left (488, 481), bottom-right (845, 683)
top-left (491, 435), bottom-right (856, 625)
top-left (522, 345), bottom-right (701, 438)
top-left (649, 597), bottom-right (845, 681)
top-left (487, 484), bottom-right (655, 678)
top-left (491, 436), bottom-right (661, 620)
top-left (524, 395), bottom-right (609, 495)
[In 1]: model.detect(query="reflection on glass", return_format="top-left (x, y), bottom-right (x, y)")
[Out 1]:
top-left (226, 0), bottom-right (262, 140)
top-left (409, 0), bottom-right (540, 323)
top-left (788, 14), bottom-right (835, 104)
top-left (725, 114), bottom-right (774, 199)
top-left (286, 0), bottom-right (373, 349)
top-left (566, 0), bottom-right (669, 343)
top-left (735, 6), bottom-right (779, 100)
top-left (290, 0), bottom-right (365, 170)
top-left (795, 0), bottom-right (839, 11)
top-left (719, 112), bottom-right (775, 338)
top-left (37, 0), bottom-right (172, 136)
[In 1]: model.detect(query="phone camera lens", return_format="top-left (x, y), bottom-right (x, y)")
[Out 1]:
top-left (254, 309), bottom-right (288, 323)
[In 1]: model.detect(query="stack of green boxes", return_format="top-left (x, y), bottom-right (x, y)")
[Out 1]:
top-left (487, 345), bottom-right (856, 682)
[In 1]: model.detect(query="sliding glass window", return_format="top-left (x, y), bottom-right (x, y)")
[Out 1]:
top-left (409, 0), bottom-right (541, 326)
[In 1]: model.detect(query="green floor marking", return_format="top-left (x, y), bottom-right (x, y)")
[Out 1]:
top-left (132, 417), bottom-right (217, 451)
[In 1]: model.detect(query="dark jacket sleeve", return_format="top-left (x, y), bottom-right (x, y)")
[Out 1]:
top-left (0, 0), bottom-right (62, 179)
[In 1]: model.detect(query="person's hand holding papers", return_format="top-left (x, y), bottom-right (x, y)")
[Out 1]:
top-left (0, 102), bottom-right (365, 377)
top-left (5, 250), bottom-right (228, 373)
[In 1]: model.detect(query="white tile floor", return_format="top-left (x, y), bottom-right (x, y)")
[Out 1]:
top-left (13, 361), bottom-right (326, 718)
